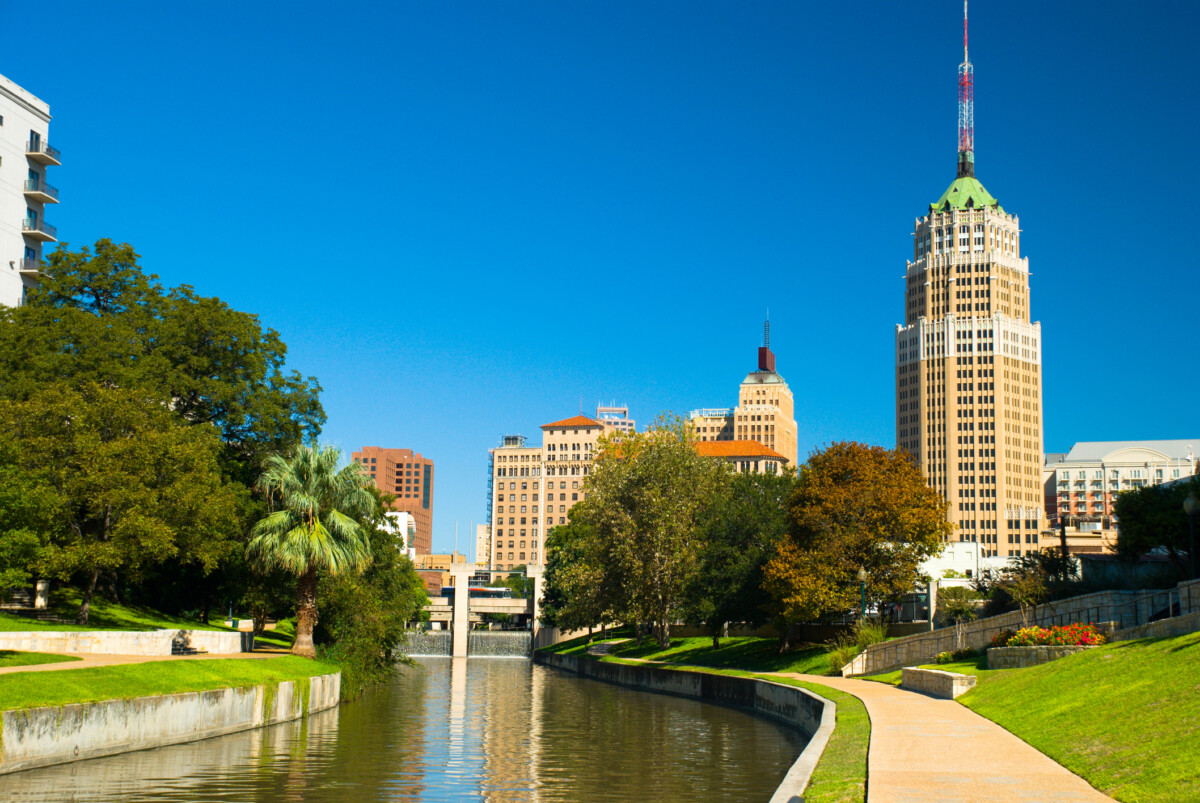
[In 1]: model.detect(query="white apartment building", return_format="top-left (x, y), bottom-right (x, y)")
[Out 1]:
top-left (383, 511), bottom-right (417, 561)
top-left (1, 73), bottom-right (60, 308)
top-left (1043, 440), bottom-right (1199, 523)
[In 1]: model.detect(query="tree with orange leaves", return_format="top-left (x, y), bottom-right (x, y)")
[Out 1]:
top-left (763, 441), bottom-right (950, 648)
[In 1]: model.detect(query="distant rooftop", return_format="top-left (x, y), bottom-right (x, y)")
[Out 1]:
top-left (1051, 440), bottom-right (1200, 464)
top-left (695, 440), bottom-right (787, 462)
top-left (541, 415), bottom-right (602, 430)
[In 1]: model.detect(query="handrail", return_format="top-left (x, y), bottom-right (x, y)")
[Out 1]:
top-left (23, 179), bottom-right (59, 200)
top-left (26, 140), bottom-right (61, 160)
top-left (21, 219), bottom-right (56, 238)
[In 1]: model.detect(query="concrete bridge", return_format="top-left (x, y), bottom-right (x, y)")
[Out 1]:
top-left (422, 565), bottom-right (543, 656)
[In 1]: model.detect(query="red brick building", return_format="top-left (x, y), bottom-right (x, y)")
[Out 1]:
top-left (352, 447), bottom-right (434, 554)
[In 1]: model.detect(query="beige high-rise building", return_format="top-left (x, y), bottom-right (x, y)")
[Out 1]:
top-left (486, 412), bottom-right (611, 574)
top-left (895, 13), bottom-right (1046, 556)
top-left (690, 321), bottom-right (799, 467)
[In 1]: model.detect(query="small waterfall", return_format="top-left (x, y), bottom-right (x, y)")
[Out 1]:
top-left (404, 630), bottom-right (452, 657)
top-left (468, 630), bottom-right (531, 657)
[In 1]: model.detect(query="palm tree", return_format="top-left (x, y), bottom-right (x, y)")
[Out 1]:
top-left (247, 444), bottom-right (374, 658)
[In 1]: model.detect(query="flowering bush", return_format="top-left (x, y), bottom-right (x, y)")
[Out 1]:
top-left (993, 623), bottom-right (1106, 648)
top-left (990, 629), bottom-right (1016, 648)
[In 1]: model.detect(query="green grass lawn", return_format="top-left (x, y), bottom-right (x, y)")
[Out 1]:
top-left (605, 634), bottom-right (840, 675)
top-left (0, 588), bottom-right (236, 633)
top-left (253, 618), bottom-right (296, 650)
top-left (0, 650), bottom-right (81, 669)
top-left (953, 632), bottom-right (1200, 802)
top-left (763, 677), bottom-right (868, 803)
top-left (0, 656), bottom-right (338, 711)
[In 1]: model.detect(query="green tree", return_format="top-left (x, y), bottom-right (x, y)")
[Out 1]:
top-left (763, 442), bottom-right (951, 648)
top-left (315, 487), bottom-right (428, 697)
top-left (996, 555), bottom-right (1048, 627)
top-left (937, 585), bottom-right (982, 651)
top-left (574, 416), bottom-right (728, 647)
top-left (685, 471), bottom-right (793, 649)
top-left (0, 383), bottom-right (247, 623)
top-left (247, 444), bottom-right (374, 658)
top-left (1114, 477), bottom-right (1199, 577)
top-left (498, 566), bottom-right (534, 599)
top-left (0, 240), bottom-right (324, 485)
top-left (540, 522), bottom-right (610, 635)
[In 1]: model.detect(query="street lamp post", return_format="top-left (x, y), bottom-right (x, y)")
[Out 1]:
top-left (857, 567), bottom-right (869, 622)
top-left (1184, 492), bottom-right (1199, 581)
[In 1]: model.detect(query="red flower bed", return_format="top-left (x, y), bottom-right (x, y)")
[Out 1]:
top-left (992, 623), bottom-right (1106, 648)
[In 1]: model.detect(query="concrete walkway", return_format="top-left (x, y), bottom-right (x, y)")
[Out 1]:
top-left (0, 650), bottom-right (282, 676)
top-left (775, 673), bottom-right (1112, 803)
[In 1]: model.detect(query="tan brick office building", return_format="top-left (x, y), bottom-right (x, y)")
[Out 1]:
top-left (690, 323), bottom-right (799, 468)
top-left (894, 25), bottom-right (1047, 556)
top-left (352, 446), bottom-right (434, 554)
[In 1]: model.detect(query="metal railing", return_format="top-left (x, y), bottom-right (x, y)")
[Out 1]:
top-left (21, 219), bottom-right (56, 238)
top-left (26, 140), bottom-right (61, 162)
top-left (18, 258), bottom-right (42, 273)
top-left (23, 179), bottom-right (58, 201)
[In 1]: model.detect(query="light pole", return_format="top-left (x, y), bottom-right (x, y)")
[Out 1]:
top-left (857, 567), bottom-right (869, 622)
top-left (1184, 491), bottom-right (1199, 581)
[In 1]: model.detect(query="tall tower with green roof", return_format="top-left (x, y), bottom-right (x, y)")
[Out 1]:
top-left (895, 1), bottom-right (1046, 558)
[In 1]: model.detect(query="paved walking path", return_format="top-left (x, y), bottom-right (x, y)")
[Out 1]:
top-left (0, 649), bottom-right (283, 676)
top-left (774, 672), bottom-right (1112, 803)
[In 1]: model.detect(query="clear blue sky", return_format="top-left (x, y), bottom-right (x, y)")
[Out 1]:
top-left (8, 1), bottom-right (1198, 554)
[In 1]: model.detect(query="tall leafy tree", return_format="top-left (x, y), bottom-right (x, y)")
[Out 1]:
top-left (0, 239), bottom-right (324, 484)
top-left (540, 522), bottom-right (609, 634)
top-left (684, 470), bottom-right (793, 648)
top-left (575, 416), bottom-right (728, 647)
top-left (1114, 477), bottom-right (1199, 577)
top-left (763, 442), bottom-right (950, 648)
top-left (0, 383), bottom-right (247, 623)
top-left (247, 445), bottom-right (374, 658)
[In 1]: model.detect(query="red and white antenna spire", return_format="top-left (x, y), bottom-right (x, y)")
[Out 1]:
top-left (957, 0), bottom-right (975, 177)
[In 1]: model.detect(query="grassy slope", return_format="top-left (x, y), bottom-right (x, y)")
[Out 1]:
top-left (539, 634), bottom-right (867, 802)
top-left (607, 635), bottom-right (840, 675)
top-left (956, 632), bottom-right (1200, 802)
top-left (0, 588), bottom-right (236, 633)
top-left (0, 656), bottom-right (338, 711)
top-left (0, 650), bottom-right (80, 668)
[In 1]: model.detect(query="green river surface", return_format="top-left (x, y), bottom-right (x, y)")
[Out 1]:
top-left (0, 657), bottom-right (805, 801)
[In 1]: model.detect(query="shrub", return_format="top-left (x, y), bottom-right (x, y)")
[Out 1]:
top-left (934, 651), bottom-right (954, 664)
top-left (936, 647), bottom-right (980, 663)
top-left (828, 620), bottom-right (890, 673)
top-left (991, 629), bottom-right (1016, 648)
top-left (992, 623), bottom-right (1106, 648)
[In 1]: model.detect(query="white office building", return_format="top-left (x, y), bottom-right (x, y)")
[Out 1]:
top-left (1, 73), bottom-right (60, 308)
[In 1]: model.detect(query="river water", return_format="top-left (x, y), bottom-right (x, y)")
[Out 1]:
top-left (0, 657), bottom-right (804, 802)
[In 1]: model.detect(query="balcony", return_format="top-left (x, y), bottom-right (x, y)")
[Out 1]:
top-left (26, 140), bottom-right (62, 166)
top-left (22, 179), bottom-right (59, 204)
top-left (21, 219), bottom-right (57, 242)
top-left (18, 258), bottom-right (44, 276)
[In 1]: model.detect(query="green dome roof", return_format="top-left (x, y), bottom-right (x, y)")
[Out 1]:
top-left (930, 176), bottom-right (1001, 214)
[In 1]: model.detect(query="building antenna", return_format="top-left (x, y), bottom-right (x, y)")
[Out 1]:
top-left (764, 317), bottom-right (770, 350)
top-left (957, 0), bottom-right (975, 178)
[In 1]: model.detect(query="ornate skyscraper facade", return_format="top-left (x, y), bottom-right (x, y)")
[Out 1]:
top-left (895, 4), bottom-right (1046, 556)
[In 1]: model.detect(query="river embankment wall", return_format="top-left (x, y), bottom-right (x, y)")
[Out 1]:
top-left (0, 629), bottom-right (253, 655)
top-left (0, 672), bottom-right (340, 775)
top-left (535, 651), bottom-right (834, 803)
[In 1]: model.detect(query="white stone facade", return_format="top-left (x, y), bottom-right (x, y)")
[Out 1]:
top-left (0, 73), bottom-right (58, 308)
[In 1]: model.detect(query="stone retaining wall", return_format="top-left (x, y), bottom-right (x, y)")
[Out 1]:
top-left (0, 672), bottom-right (340, 775)
top-left (986, 645), bottom-right (1094, 669)
top-left (0, 629), bottom-right (253, 655)
top-left (843, 578), bottom-right (1200, 676)
top-left (1110, 610), bottom-right (1200, 643)
top-left (535, 651), bottom-right (833, 803)
top-left (900, 667), bottom-right (975, 699)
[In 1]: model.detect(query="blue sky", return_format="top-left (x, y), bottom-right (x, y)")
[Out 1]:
top-left (8, 1), bottom-right (1199, 554)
